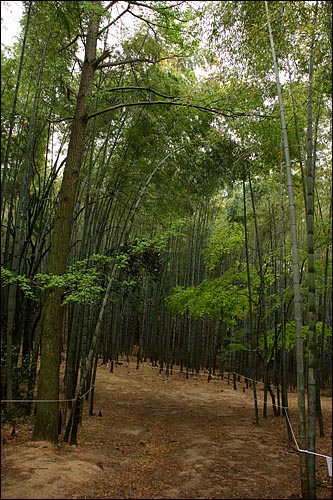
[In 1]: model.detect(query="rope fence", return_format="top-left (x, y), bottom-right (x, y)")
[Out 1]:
top-left (108, 360), bottom-right (281, 388)
top-left (2, 359), bottom-right (331, 477)
top-left (1, 385), bottom-right (95, 404)
top-left (109, 359), bottom-right (332, 476)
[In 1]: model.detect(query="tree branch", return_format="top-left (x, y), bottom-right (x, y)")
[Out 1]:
top-left (93, 86), bottom-right (179, 100)
top-left (94, 50), bottom-right (111, 67)
top-left (59, 34), bottom-right (80, 53)
top-left (87, 100), bottom-right (273, 121)
top-left (103, 1), bottom-right (118, 12)
top-left (48, 116), bottom-right (74, 123)
top-left (96, 54), bottom-right (184, 70)
top-left (130, 1), bottom-right (189, 22)
top-left (97, 4), bottom-right (131, 37)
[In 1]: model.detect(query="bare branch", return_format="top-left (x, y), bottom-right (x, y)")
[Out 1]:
top-left (128, 1), bottom-right (187, 15)
top-left (96, 54), bottom-right (184, 70)
top-left (127, 10), bottom-right (157, 33)
top-left (130, 0), bottom-right (189, 22)
top-left (97, 4), bottom-right (131, 37)
top-left (59, 34), bottom-right (80, 53)
top-left (87, 100), bottom-right (273, 121)
top-left (103, 1), bottom-right (118, 12)
top-left (94, 50), bottom-right (111, 67)
top-left (126, 4), bottom-right (189, 33)
top-left (48, 116), bottom-right (74, 123)
top-left (93, 86), bottom-right (179, 100)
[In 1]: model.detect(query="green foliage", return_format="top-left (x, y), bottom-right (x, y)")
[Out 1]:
top-left (113, 220), bottom-right (188, 288)
top-left (1, 221), bottom-right (188, 306)
top-left (203, 216), bottom-right (244, 271)
top-left (225, 191), bottom-right (244, 223)
top-left (176, 135), bottom-right (240, 197)
top-left (1, 268), bottom-right (35, 299)
top-left (81, 1), bottom-right (105, 17)
top-left (259, 321), bottom-right (332, 354)
top-left (141, 1), bottom-right (199, 49)
top-left (217, 339), bottom-right (250, 363)
top-left (2, 265), bottom-right (104, 305)
top-left (1, 0), bottom-right (332, 407)
top-left (36, 267), bottom-right (104, 305)
top-left (166, 270), bottom-right (249, 322)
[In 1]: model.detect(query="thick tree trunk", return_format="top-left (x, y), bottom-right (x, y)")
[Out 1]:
top-left (33, 10), bottom-right (101, 442)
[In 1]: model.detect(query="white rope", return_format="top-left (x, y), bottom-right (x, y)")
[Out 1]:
top-left (1, 398), bottom-right (76, 403)
top-left (3, 361), bottom-right (331, 476)
top-left (112, 361), bottom-right (277, 387)
top-left (112, 360), bottom-right (332, 476)
top-left (284, 409), bottom-right (332, 460)
top-left (1, 385), bottom-right (95, 404)
top-left (80, 384), bottom-right (95, 399)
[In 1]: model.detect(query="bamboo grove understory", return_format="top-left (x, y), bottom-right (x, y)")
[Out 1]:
top-left (1, 2), bottom-right (332, 499)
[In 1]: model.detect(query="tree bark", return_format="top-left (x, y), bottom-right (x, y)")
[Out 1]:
top-left (243, 177), bottom-right (259, 425)
top-left (33, 8), bottom-right (101, 442)
top-left (305, 4), bottom-right (319, 496)
top-left (265, 2), bottom-right (308, 497)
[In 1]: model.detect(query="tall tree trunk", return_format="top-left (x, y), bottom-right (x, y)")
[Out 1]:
top-left (33, 9), bottom-right (101, 443)
top-left (6, 31), bottom-right (50, 420)
top-left (243, 177), bottom-right (259, 425)
top-left (248, 175), bottom-right (268, 417)
top-left (265, 2), bottom-right (308, 497)
top-left (1, 1), bottom-right (32, 218)
top-left (279, 158), bottom-right (291, 438)
top-left (305, 4), bottom-right (318, 496)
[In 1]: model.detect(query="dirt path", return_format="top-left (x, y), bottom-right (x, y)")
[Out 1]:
top-left (1, 360), bottom-right (332, 499)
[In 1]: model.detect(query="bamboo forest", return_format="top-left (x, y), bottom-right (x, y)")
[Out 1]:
top-left (1, 1), bottom-right (332, 499)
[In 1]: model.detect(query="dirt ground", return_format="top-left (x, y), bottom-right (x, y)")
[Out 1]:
top-left (1, 359), bottom-right (332, 499)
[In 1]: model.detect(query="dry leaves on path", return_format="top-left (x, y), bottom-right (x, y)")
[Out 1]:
top-left (1, 360), bottom-right (332, 499)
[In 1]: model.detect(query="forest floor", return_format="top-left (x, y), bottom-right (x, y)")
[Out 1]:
top-left (1, 358), bottom-right (332, 500)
